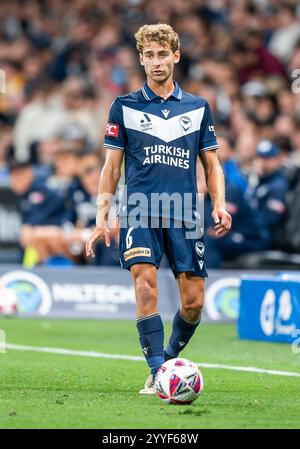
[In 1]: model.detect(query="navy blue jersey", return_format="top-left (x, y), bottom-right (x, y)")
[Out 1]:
top-left (104, 82), bottom-right (218, 223)
top-left (20, 177), bottom-right (69, 226)
top-left (249, 170), bottom-right (289, 232)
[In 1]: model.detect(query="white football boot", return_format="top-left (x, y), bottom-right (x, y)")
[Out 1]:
top-left (139, 374), bottom-right (157, 395)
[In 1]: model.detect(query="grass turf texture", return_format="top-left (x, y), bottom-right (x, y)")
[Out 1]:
top-left (0, 318), bottom-right (299, 429)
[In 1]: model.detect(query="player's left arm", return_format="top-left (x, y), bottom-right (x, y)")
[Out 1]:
top-left (199, 150), bottom-right (232, 237)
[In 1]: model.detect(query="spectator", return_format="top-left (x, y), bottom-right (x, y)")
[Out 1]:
top-left (204, 180), bottom-right (270, 268)
top-left (9, 160), bottom-right (68, 226)
top-left (202, 137), bottom-right (270, 269)
top-left (15, 150), bottom-right (119, 266)
top-left (248, 140), bottom-right (290, 240)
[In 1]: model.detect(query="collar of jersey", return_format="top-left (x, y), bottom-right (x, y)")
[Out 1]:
top-left (141, 81), bottom-right (182, 101)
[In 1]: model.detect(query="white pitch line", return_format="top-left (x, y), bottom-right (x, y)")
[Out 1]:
top-left (5, 343), bottom-right (300, 378)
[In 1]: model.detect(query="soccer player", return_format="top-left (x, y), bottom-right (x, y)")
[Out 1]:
top-left (86, 24), bottom-right (232, 394)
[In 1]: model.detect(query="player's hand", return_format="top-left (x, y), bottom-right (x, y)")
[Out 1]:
top-left (86, 226), bottom-right (111, 258)
top-left (211, 208), bottom-right (232, 238)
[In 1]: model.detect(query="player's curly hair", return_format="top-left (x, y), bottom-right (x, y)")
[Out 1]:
top-left (135, 23), bottom-right (180, 54)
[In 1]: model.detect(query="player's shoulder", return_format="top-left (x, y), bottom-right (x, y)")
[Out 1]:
top-left (180, 90), bottom-right (209, 107)
top-left (113, 89), bottom-right (142, 106)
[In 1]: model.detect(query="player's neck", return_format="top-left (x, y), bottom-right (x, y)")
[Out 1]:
top-left (147, 77), bottom-right (175, 100)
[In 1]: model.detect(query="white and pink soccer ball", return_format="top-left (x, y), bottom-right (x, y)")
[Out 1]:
top-left (155, 358), bottom-right (204, 404)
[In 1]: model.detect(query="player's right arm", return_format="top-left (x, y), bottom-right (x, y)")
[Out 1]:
top-left (86, 149), bottom-right (124, 257)
top-left (86, 98), bottom-right (126, 258)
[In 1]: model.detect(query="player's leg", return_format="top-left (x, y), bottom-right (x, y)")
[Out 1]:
top-left (131, 263), bottom-right (165, 377)
top-left (119, 217), bottom-right (165, 393)
top-left (163, 220), bottom-right (206, 361)
top-left (164, 274), bottom-right (204, 360)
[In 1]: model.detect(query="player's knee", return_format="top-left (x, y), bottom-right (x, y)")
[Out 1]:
top-left (182, 298), bottom-right (203, 312)
top-left (181, 300), bottom-right (203, 323)
top-left (181, 291), bottom-right (204, 319)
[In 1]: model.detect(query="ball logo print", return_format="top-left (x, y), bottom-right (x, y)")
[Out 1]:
top-left (155, 358), bottom-right (204, 404)
top-left (105, 123), bottom-right (119, 137)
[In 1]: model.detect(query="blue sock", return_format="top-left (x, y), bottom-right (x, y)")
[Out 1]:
top-left (136, 313), bottom-right (164, 376)
top-left (164, 310), bottom-right (201, 361)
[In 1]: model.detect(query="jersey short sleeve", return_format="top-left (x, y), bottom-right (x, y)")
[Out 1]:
top-left (199, 101), bottom-right (218, 153)
top-left (104, 98), bottom-right (126, 151)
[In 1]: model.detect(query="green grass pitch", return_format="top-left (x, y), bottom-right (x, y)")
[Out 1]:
top-left (0, 318), bottom-right (299, 429)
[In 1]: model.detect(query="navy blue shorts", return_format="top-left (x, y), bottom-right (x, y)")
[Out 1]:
top-left (119, 216), bottom-right (207, 277)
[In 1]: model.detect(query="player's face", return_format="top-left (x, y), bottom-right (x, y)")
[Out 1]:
top-left (79, 154), bottom-right (100, 196)
top-left (254, 156), bottom-right (281, 176)
top-left (140, 41), bottom-right (180, 84)
top-left (10, 167), bottom-right (33, 195)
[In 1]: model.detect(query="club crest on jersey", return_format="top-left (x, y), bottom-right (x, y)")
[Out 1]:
top-left (179, 115), bottom-right (192, 131)
top-left (195, 241), bottom-right (205, 258)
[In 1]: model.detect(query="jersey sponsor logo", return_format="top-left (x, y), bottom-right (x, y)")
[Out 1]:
top-left (195, 241), bottom-right (205, 258)
top-left (179, 115), bottom-right (192, 131)
top-left (124, 247), bottom-right (151, 262)
top-left (143, 145), bottom-right (190, 169)
top-left (122, 105), bottom-right (205, 143)
top-left (105, 123), bottom-right (119, 137)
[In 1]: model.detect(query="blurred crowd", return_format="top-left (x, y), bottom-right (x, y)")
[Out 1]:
top-left (1, 0), bottom-right (300, 268)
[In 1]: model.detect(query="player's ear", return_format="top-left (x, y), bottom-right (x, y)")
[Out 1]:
top-left (139, 53), bottom-right (144, 66)
top-left (174, 50), bottom-right (180, 64)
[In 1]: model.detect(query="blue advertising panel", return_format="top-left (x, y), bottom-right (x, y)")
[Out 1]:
top-left (238, 275), bottom-right (300, 343)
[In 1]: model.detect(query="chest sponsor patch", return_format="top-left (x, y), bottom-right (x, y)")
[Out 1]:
top-left (105, 123), bottom-right (119, 137)
top-left (124, 247), bottom-right (151, 261)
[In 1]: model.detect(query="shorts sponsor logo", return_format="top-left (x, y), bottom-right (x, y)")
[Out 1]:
top-left (124, 247), bottom-right (151, 261)
top-left (105, 123), bottom-right (119, 137)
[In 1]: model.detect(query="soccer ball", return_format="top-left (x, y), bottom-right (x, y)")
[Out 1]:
top-left (0, 285), bottom-right (18, 316)
top-left (155, 358), bottom-right (204, 404)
